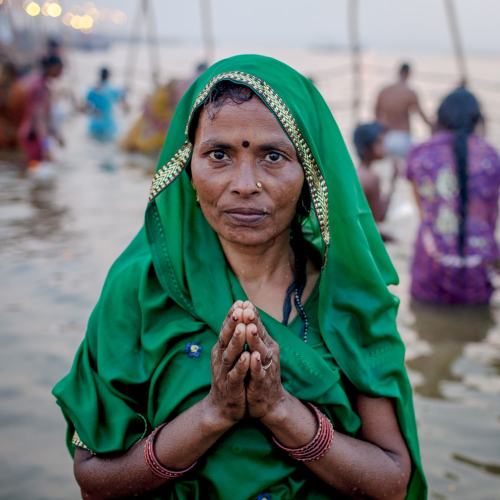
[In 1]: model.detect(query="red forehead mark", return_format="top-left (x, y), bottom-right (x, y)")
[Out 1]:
top-left (242, 140), bottom-right (250, 148)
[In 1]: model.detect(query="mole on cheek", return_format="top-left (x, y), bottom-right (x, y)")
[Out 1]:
top-left (242, 140), bottom-right (250, 148)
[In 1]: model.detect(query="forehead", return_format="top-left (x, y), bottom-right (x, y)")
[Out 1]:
top-left (194, 97), bottom-right (292, 144)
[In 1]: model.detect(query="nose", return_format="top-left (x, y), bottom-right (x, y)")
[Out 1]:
top-left (230, 160), bottom-right (260, 197)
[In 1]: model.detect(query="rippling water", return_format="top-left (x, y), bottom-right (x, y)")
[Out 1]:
top-left (0, 44), bottom-right (499, 499)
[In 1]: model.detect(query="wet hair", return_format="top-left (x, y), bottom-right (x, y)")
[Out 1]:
top-left (100, 67), bottom-right (110, 82)
top-left (399, 62), bottom-right (411, 76)
top-left (353, 122), bottom-right (384, 160)
top-left (437, 88), bottom-right (482, 255)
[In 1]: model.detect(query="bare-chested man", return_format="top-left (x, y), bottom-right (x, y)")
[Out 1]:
top-left (375, 63), bottom-right (431, 163)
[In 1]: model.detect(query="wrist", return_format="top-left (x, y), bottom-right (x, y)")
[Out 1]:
top-left (259, 390), bottom-right (292, 429)
top-left (200, 396), bottom-right (237, 436)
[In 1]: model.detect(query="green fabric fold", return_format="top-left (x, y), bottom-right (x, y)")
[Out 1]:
top-left (53, 54), bottom-right (426, 499)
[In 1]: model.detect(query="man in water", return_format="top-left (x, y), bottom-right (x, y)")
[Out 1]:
top-left (375, 63), bottom-right (431, 168)
top-left (353, 122), bottom-right (398, 241)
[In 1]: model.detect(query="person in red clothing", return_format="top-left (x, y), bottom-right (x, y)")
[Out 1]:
top-left (14, 55), bottom-right (64, 166)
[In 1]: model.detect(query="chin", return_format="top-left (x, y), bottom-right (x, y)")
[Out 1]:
top-left (218, 226), bottom-right (277, 247)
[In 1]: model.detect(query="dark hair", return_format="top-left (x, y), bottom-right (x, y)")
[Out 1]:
top-left (40, 55), bottom-right (63, 72)
top-left (437, 88), bottom-right (482, 255)
top-left (353, 122), bottom-right (384, 160)
top-left (202, 80), bottom-right (255, 120)
top-left (399, 63), bottom-right (411, 76)
top-left (100, 67), bottom-right (110, 82)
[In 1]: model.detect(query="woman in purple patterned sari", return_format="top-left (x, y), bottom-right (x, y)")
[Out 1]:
top-left (406, 88), bottom-right (500, 304)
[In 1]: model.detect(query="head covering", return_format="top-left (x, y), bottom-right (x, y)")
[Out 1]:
top-left (353, 121), bottom-right (384, 160)
top-left (53, 54), bottom-right (426, 499)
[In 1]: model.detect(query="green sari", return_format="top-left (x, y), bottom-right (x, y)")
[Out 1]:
top-left (53, 54), bottom-right (426, 499)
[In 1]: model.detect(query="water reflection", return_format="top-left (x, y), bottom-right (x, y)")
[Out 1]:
top-left (407, 300), bottom-right (496, 400)
top-left (0, 167), bottom-right (67, 247)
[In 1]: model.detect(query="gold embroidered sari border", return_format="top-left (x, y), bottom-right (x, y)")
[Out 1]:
top-left (149, 71), bottom-right (330, 246)
top-left (149, 142), bottom-right (193, 201)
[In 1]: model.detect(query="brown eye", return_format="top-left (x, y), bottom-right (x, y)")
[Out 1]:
top-left (266, 151), bottom-right (283, 163)
top-left (209, 150), bottom-right (227, 161)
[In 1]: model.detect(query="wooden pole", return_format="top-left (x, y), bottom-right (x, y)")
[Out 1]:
top-left (443, 0), bottom-right (468, 85)
top-left (348, 0), bottom-right (361, 126)
top-left (145, 0), bottom-right (161, 85)
top-left (123, 0), bottom-right (143, 92)
top-left (199, 0), bottom-right (215, 64)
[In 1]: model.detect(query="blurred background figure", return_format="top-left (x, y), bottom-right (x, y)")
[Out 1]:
top-left (0, 60), bottom-right (20, 151)
top-left (406, 88), bottom-right (500, 305)
top-left (121, 61), bottom-right (207, 156)
top-left (353, 121), bottom-right (398, 241)
top-left (85, 67), bottom-right (127, 142)
top-left (375, 63), bottom-right (432, 171)
top-left (10, 55), bottom-right (65, 168)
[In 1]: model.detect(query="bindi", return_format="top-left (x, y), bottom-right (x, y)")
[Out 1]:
top-left (241, 140), bottom-right (250, 148)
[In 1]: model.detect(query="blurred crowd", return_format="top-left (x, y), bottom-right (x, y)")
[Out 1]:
top-left (1, 44), bottom-right (499, 307)
top-left (354, 62), bottom-right (499, 305)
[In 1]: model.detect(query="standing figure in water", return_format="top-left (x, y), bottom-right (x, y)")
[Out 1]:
top-left (375, 63), bottom-right (431, 170)
top-left (14, 55), bottom-right (64, 166)
top-left (406, 88), bottom-right (500, 304)
top-left (86, 67), bottom-right (126, 142)
top-left (353, 122), bottom-right (398, 241)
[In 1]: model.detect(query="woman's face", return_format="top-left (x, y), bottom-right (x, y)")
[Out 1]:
top-left (191, 96), bottom-right (305, 248)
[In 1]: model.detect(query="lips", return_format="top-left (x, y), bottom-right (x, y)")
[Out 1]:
top-left (223, 207), bottom-right (269, 224)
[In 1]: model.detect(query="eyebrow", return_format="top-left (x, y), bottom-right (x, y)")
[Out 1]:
top-left (199, 140), bottom-right (235, 150)
top-left (258, 140), bottom-right (295, 154)
top-left (198, 138), bottom-right (296, 156)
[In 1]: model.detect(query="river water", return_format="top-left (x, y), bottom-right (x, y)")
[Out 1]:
top-left (0, 43), bottom-right (499, 499)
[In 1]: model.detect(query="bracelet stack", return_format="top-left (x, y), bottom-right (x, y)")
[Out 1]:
top-left (144, 423), bottom-right (197, 479)
top-left (272, 402), bottom-right (334, 462)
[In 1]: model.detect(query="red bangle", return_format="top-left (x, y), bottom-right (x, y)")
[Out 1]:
top-left (272, 402), bottom-right (334, 462)
top-left (144, 423), bottom-right (197, 479)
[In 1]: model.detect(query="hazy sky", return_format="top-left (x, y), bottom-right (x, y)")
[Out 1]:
top-left (100, 0), bottom-right (500, 53)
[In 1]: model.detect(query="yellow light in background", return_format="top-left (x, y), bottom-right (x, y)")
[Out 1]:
top-left (70, 14), bottom-right (82, 30)
top-left (25, 1), bottom-right (41, 16)
top-left (80, 14), bottom-right (93, 30)
top-left (47, 2), bottom-right (62, 17)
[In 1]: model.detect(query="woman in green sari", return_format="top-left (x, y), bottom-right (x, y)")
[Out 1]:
top-left (53, 55), bottom-right (426, 499)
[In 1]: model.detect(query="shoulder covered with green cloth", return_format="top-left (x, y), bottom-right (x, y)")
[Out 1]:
top-left (53, 54), bottom-right (426, 499)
